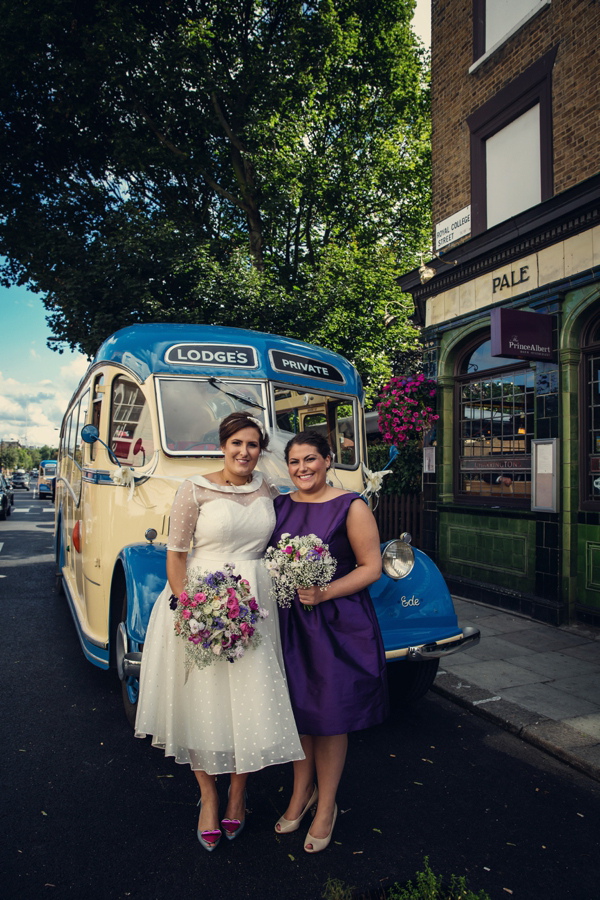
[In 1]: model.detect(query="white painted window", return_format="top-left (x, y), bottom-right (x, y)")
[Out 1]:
top-left (486, 0), bottom-right (539, 51)
top-left (485, 104), bottom-right (541, 228)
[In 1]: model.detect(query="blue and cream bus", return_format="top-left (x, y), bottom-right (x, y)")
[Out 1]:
top-left (54, 324), bottom-right (479, 724)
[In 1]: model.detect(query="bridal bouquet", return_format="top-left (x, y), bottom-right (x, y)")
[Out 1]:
top-left (263, 533), bottom-right (337, 612)
top-left (170, 564), bottom-right (268, 671)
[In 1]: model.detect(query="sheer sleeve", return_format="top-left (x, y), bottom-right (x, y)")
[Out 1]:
top-left (167, 480), bottom-right (201, 552)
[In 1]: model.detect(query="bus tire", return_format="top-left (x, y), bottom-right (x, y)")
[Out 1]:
top-left (120, 589), bottom-right (140, 729)
top-left (387, 659), bottom-right (439, 706)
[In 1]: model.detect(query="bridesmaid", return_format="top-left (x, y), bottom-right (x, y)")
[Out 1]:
top-left (271, 430), bottom-right (388, 853)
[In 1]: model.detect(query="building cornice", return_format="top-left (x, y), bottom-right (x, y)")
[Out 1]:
top-left (400, 172), bottom-right (600, 326)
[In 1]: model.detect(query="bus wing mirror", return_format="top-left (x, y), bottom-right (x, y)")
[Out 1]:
top-left (81, 424), bottom-right (99, 444)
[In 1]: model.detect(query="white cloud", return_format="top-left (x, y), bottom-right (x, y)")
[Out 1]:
top-left (0, 353), bottom-right (89, 446)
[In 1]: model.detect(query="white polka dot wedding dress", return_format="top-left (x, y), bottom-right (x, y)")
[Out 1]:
top-left (135, 473), bottom-right (304, 774)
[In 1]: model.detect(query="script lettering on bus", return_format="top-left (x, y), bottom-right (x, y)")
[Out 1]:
top-left (165, 344), bottom-right (257, 368)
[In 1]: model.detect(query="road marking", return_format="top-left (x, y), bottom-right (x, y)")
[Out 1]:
top-left (0, 542), bottom-right (3, 553)
top-left (43, 508), bottom-right (55, 513)
top-left (11, 508), bottom-right (30, 513)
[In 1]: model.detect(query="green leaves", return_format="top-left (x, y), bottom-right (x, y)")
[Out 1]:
top-left (0, 0), bottom-right (430, 388)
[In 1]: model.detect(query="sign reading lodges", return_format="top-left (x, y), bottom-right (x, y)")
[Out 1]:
top-left (165, 344), bottom-right (258, 368)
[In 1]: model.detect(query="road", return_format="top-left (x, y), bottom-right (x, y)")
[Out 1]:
top-left (1, 495), bottom-right (599, 900)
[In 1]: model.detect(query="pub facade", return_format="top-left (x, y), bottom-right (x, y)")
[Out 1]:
top-left (399, 0), bottom-right (600, 626)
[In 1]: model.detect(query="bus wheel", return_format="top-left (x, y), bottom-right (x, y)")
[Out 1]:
top-left (387, 659), bottom-right (439, 706)
top-left (119, 591), bottom-right (141, 729)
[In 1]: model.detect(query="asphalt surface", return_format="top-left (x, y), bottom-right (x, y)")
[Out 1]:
top-left (2, 495), bottom-right (600, 900)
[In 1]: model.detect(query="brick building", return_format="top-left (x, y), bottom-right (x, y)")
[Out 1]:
top-left (399, 0), bottom-right (600, 625)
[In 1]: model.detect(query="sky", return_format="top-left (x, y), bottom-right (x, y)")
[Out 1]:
top-left (0, 1), bottom-right (431, 448)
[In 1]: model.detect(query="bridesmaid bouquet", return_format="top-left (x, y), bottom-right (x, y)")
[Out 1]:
top-left (263, 533), bottom-right (337, 612)
top-left (170, 564), bottom-right (268, 671)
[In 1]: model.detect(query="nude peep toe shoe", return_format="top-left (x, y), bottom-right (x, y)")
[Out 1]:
top-left (304, 803), bottom-right (337, 854)
top-left (274, 784), bottom-right (318, 834)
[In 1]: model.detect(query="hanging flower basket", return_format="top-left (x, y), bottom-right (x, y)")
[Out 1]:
top-left (377, 374), bottom-right (439, 445)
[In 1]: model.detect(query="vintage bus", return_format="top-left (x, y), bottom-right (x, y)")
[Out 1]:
top-left (54, 324), bottom-right (479, 724)
top-left (38, 459), bottom-right (57, 500)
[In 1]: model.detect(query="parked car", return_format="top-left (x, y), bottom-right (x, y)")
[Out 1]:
top-left (55, 323), bottom-right (480, 726)
top-left (12, 470), bottom-right (30, 490)
top-left (0, 474), bottom-right (14, 519)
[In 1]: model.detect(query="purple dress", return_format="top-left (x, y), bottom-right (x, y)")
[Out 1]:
top-left (271, 492), bottom-right (389, 736)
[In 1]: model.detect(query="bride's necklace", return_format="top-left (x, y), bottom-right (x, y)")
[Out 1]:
top-left (222, 470), bottom-right (253, 485)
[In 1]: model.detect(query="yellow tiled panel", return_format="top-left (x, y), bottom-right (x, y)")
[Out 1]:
top-left (592, 224), bottom-right (600, 267)
top-left (474, 271), bottom-right (494, 309)
top-left (538, 242), bottom-right (565, 286)
top-left (459, 279), bottom-right (476, 315)
top-left (564, 229), bottom-right (594, 277)
top-left (426, 294), bottom-right (445, 327)
top-left (444, 287), bottom-right (460, 320)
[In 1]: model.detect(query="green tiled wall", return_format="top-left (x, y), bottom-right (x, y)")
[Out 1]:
top-left (440, 510), bottom-right (536, 592)
top-left (577, 524), bottom-right (600, 610)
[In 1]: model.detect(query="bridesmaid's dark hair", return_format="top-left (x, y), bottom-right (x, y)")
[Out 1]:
top-left (284, 430), bottom-right (331, 464)
top-left (219, 411), bottom-right (270, 452)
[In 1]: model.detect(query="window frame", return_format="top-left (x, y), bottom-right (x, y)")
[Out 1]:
top-left (472, 0), bottom-right (552, 67)
top-left (467, 46), bottom-right (557, 235)
top-left (579, 314), bottom-right (600, 511)
top-left (270, 381), bottom-right (360, 472)
top-left (453, 333), bottom-right (534, 508)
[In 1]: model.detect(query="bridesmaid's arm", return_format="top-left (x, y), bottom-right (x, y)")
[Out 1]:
top-left (166, 550), bottom-right (188, 597)
top-left (296, 499), bottom-right (382, 607)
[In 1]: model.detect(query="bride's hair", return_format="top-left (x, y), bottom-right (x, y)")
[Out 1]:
top-left (284, 430), bottom-right (331, 465)
top-left (219, 411), bottom-right (270, 452)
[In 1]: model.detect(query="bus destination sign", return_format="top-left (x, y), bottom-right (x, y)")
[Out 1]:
top-left (165, 344), bottom-right (258, 368)
top-left (269, 350), bottom-right (344, 384)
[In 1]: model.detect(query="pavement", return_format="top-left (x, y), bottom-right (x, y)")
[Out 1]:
top-left (433, 595), bottom-right (600, 784)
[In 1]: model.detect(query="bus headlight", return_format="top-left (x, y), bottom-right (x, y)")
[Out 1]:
top-left (382, 539), bottom-right (415, 579)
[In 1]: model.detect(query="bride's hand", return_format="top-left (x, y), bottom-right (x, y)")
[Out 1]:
top-left (297, 585), bottom-right (329, 607)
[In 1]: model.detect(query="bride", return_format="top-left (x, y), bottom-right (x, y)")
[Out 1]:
top-left (135, 411), bottom-right (304, 850)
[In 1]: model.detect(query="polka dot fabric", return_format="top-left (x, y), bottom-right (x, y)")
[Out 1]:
top-left (135, 472), bottom-right (304, 774)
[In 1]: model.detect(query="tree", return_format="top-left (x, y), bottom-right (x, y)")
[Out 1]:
top-left (0, 0), bottom-right (431, 394)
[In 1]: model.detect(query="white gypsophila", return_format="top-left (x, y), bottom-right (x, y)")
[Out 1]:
top-left (262, 533), bottom-right (337, 611)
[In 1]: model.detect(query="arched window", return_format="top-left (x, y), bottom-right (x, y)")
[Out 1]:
top-left (454, 335), bottom-right (535, 505)
top-left (580, 315), bottom-right (600, 508)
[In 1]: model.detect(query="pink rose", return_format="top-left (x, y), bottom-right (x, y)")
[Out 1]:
top-left (182, 609), bottom-right (192, 620)
top-left (195, 592), bottom-right (206, 603)
top-left (284, 546), bottom-right (293, 554)
top-left (179, 591), bottom-right (189, 603)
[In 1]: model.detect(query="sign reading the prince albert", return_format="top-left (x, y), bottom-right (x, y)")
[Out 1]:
top-left (165, 344), bottom-right (258, 368)
top-left (490, 308), bottom-right (554, 362)
top-left (269, 350), bottom-right (344, 383)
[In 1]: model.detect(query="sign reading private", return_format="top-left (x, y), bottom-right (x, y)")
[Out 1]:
top-left (269, 350), bottom-right (344, 384)
top-left (435, 205), bottom-right (471, 251)
top-left (490, 308), bottom-right (554, 362)
top-left (165, 344), bottom-right (258, 368)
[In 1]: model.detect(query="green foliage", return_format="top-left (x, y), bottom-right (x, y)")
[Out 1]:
top-left (322, 876), bottom-right (355, 900)
top-left (0, 0), bottom-right (430, 391)
top-left (387, 858), bottom-right (491, 900)
top-left (367, 440), bottom-right (422, 494)
top-left (0, 443), bottom-right (57, 471)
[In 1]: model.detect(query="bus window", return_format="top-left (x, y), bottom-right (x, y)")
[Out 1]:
top-left (156, 378), bottom-right (266, 455)
top-left (74, 390), bottom-right (89, 468)
top-left (273, 386), bottom-right (357, 468)
top-left (90, 375), bottom-right (104, 462)
top-left (65, 412), bottom-right (74, 458)
top-left (110, 377), bottom-right (155, 466)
